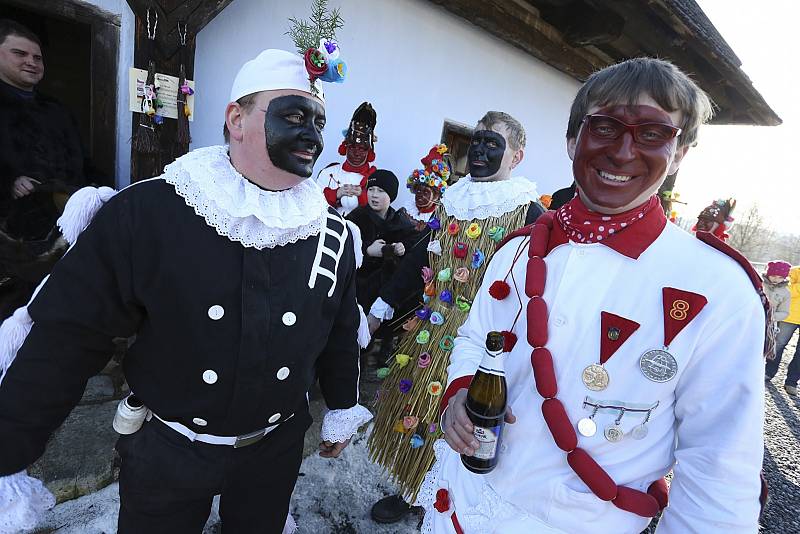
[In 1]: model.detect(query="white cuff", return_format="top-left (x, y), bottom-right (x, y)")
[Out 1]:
top-left (357, 305), bottom-right (372, 349)
top-left (320, 404), bottom-right (373, 444)
top-left (341, 195), bottom-right (359, 212)
top-left (369, 297), bottom-right (395, 321)
top-left (0, 470), bottom-right (55, 534)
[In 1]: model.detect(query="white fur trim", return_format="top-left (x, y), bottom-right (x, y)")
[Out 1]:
top-left (57, 186), bottom-right (117, 245)
top-left (357, 304), bottom-right (371, 349)
top-left (0, 470), bottom-right (55, 533)
top-left (282, 512), bottom-right (297, 534)
top-left (345, 220), bottom-right (363, 269)
top-left (0, 307), bottom-right (33, 387)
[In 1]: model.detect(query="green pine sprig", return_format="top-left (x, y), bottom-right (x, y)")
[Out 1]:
top-left (286, 0), bottom-right (344, 54)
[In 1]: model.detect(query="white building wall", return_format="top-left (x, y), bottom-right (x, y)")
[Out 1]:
top-left (81, 0), bottom-right (135, 188)
top-left (193, 0), bottom-right (580, 203)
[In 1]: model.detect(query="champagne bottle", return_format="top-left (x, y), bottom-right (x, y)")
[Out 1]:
top-left (461, 331), bottom-right (507, 474)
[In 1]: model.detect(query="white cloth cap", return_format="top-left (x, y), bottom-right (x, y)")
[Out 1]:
top-left (229, 49), bottom-right (324, 103)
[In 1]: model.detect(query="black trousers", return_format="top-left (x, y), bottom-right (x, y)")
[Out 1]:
top-left (116, 413), bottom-right (309, 534)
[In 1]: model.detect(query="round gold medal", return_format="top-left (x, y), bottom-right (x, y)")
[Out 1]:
top-left (581, 363), bottom-right (609, 391)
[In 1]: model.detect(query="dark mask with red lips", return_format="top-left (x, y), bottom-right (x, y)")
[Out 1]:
top-left (264, 95), bottom-right (325, 178)
top-left (572, 104), bottom-right (681, 213)
top-left (468, 130), bottom-right (507, 178)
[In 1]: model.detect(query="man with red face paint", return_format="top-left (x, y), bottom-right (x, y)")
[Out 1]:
top-left (317, 101), bottom-right (377, 215)
top-left (0, 49), bottom-right (372, 533)
top-left (422, 58), bottom-right (768, 533)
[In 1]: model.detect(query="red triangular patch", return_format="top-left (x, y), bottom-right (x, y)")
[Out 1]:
top-left (600, 311), bottom-right (640, 364)
top-left (662, 287), bottom-right (707, 346)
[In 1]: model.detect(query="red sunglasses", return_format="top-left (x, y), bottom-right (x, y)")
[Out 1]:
top-left (582, 114), bottom-right (682, 147)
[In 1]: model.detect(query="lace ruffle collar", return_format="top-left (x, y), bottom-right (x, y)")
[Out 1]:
top-left (441, 175), bottom-right (539, 221)
top-left (163, 145), bottom-right (328, 249)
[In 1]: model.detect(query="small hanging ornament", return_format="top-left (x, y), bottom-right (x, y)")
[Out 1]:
top-left (175, 21), bottom-right (192, 148)
top-left (132, 7), bottom-right (160, 157)
top-left (489, 280), bottom-right (511, 300)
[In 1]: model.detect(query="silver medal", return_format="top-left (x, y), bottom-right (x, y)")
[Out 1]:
top-left (631, 424), bottom-right (649, 440)
top-left (578, 417), bottom-right (597, 437)
top-left (604, 425), bottom-right (624, 442)
top-left (639, 349), bottom-right (678, 383)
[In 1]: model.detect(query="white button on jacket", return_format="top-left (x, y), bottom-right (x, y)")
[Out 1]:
top-left (282, 312), bottom-right (296, 326)
top-left (202, 370), bottom-right (218, 384)
top-left (207, 305), bottom-right (224, 320)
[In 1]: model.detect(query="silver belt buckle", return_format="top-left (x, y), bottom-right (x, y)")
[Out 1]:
top-left (234, 428), bottom-right (267, 448)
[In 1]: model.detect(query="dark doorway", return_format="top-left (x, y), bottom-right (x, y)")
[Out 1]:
top-left (0, 0), bottom-right (119, 185)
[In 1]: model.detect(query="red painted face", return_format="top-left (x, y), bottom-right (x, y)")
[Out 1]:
top-left (571, 101), bottom-right (686, 214)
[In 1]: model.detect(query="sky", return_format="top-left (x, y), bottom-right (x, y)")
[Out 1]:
top-left (677, 0), bottom-right (799, 232)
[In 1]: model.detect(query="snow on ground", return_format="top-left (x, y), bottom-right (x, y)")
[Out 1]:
top-left (28, 427), bottom-right (420, 534)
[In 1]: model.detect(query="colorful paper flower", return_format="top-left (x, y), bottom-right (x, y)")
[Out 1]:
top-left (376, 367), bottom-right (391, 379)
top-left (439, 290), bottom-right (453, 306)
top-left (393, 420), bottom-right (406, 433)
top-left (399, 379), bottom-right (413, 393)
top-left (489, 280), bottom-right (511, 300)
top-left (415, 307), bottom-right (432, 321)
top-left (423, 294), bottom-right (431, 303)
top-left (453, 242), bottom-right (468, 259)
top-left (410, 434), bottom-right (425, 448)
top-left (179, 83), bottom-right (194, 95)
top-left (424, 281), bottom-right (437, 297)
top-left (416, 330), bottom-right (431, 344)
top-left (427, 381), bottom-right (443, 396)
top-left (439, 336), bottom-right (455, 351)
top-left (488, 226), bottom-right (506, 242)
top-left (466, 223), bottom-right (482, 239)
top-left (427, 239), bottom-right (442, 256)
top-left (471, 250), bottom-right (486, 269)
top-left (418, 352), bottom-right (432, 368)
top-left (421, 266), bottom-right (434, 283)
top-left (396, 353), bottom-right (411, 367)
top-left (321, 58), bottom-right (347, 83)
top-left (428, 217), bottom-right (441, 231)
top-left (428, 422), bottom-right (438, 433)
top-left (429, 312), bottom-right (445, 325)
top-left (437, 268), bottom-right (452, 282)
top-left (153, 114), bottom-right (164, 125)
top-left (456, 296), bottom-right (472, 312)
top-left (403, 416), bottom-right (419, 431)
top-left (447, 222), bottom-right (460, 236)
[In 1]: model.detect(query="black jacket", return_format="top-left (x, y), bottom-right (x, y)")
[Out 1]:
top-left (0, 80), bottom-right (91, 240)
top-left (0, 179), bottom-right (361, 475)
top-left (346, 205), bottom-right (420, 309)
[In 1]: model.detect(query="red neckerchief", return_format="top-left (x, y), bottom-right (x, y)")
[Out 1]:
top-left (551, 195), bottom-right (666, 259)
top-left (342, 160), bottom-right (375, 178)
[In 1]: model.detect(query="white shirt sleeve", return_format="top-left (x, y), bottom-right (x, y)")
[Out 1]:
top-left (369, 297), bottom-right (394, 321)
top-left (656, 296), bottom-right (765, 534)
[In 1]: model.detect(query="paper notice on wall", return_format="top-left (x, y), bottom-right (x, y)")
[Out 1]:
top-left (128, 67), bottom-right (195, 121)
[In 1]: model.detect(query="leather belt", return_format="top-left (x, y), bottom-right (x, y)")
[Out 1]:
top-left (150, 412), bottom-right (293, 448)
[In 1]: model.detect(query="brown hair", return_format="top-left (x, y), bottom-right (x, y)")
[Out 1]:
top-left (476, 111), bottom-right (526, 151)
top-left (0, 19), bottom-right (41, 48)
top-left (222, 93), bottom-right (258, 143)
top-left (566, 57), bottom-right (714, 148)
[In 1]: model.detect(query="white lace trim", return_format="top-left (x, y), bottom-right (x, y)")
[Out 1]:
top-left (0, 470), bottom-right (55, 534)
top-left (441, 176), bottom-right (539, 221)
top-left (397, 199), bottom-right (435, 223)
top-left (320, 404), bottom-right (373, 443)
top-left (162, 145), bottom-right (328, 250)
top-left (416, 440), bottom-right (528, 533)
top-left (369, 297), bottom-right (395, 321)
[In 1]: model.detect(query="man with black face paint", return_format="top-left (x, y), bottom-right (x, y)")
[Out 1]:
top-left (423, 58), bottom-right (768, 534)
top-left (366, 114), bottom-right (546, 524)
top-left (0, 49), bottom-right (371, 534)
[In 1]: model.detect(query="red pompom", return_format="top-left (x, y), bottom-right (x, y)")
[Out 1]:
top-left (501, 330), bottom-right (517, 352)
top-left (434, 488), bottom-right (450, 513)
top-left (489, 280), bottom-right (511, 300)
top-left (338, 142), bottom-right (347, 156)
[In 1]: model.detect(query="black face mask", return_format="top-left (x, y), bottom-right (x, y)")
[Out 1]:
top-left (468, 129), bottom-right (507, 178)
top-left (264, 95), bottom-right (325, 177)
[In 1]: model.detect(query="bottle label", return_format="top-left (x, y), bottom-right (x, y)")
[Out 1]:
top-left (472, 424), bottom-right (502, 460)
